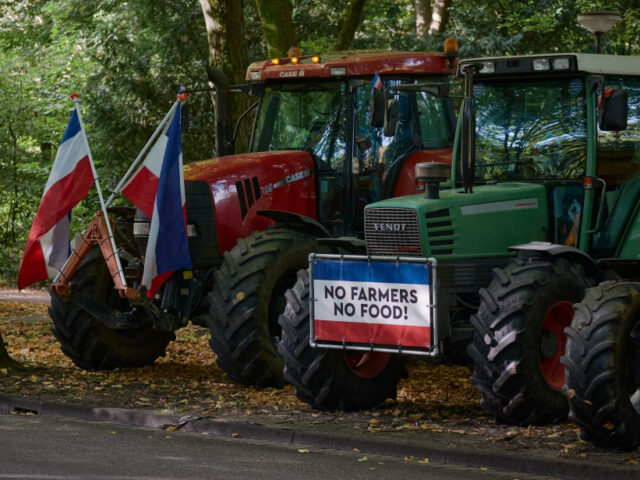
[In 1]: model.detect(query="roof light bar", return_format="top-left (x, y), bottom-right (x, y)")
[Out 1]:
top-left (533, 58), bottom-right (550, 71)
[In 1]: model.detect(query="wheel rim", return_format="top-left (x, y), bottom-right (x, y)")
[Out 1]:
top-left (540, 300), bottom-right (574, 390)
top-left (344, 351), bottom-right (390, 379)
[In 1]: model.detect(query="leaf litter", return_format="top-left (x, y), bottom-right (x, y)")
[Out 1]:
top-left (1, 299), bottom-right (639, 465)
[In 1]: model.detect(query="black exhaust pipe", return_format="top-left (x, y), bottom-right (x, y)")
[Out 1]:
top-left (207, 66), bottom-right (234, 156)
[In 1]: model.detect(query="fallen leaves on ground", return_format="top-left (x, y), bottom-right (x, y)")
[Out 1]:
top-left (1, 299), bottom-right (639, 464)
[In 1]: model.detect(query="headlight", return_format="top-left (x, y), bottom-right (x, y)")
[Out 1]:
top-left (533, 58), bottom-right (550, 71)
top-left (133, 222), bottom-right (150, 236)
top-left (186, 224), bottom-right (198, 238)
top-left (552, 57), bottom-right (570, 70)
top-left (479, 61), bottom-right (495, 74)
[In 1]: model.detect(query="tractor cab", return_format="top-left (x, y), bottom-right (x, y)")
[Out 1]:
top-left (281, 52), bottom-right (640, 422)
top-left (244, 54), bottom-right (456, 237)
top-left (455, 55), bottom-right (640, 259)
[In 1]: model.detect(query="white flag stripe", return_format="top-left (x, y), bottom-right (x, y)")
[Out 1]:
top-left (44, 131), bottom-right (88, 192)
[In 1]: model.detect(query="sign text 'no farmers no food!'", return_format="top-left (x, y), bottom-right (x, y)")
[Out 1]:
top-left (312, 259), bottom-right (433, 349)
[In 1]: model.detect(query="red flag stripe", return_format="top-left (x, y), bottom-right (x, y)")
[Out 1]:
top-left (314, 320), bottom-right (431, 348)
top-left (27, 156), bottom-right (94, 241)
top-left (121, 165), bottom-right (158, 219)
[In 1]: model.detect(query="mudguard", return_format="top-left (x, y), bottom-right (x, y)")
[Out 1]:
top-left (510, 241), bottom-right (604, 281)
top-left (257, 210), bottom-right (330, 238)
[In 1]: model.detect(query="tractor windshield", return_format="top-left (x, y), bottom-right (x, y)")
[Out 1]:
top-left (474, 78), bottom-right (587, 182)
top-left (251, 81), bottom-right (347, 169)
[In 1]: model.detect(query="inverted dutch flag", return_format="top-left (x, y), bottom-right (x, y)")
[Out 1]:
top-left (138, 102), bottom-right (192, 298)
top-left (18, 108), bottom-right (95, 290)
top-left (371, 71), bottom-right (382, 91)
top-left (120, 106), bottom-right (176, 218)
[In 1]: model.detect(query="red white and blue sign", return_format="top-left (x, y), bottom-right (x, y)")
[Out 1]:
top-left (311, 255), bottom-right (434, 351)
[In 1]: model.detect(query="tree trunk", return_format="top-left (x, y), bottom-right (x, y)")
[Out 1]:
top-left (428, 0), bottom-right (452, 34)
top-left (255, 0), bottom-right (298, 58)
top-left (199, 0), bottom-right (247, 84)
top-left (199, 0), bottom-right (251, 153)
top-left (334, 0), bottom-right (367, 51)
top-left (415, 0), bottom-right (432, 37)
top-left (0, 330), bottom-right (16, 368)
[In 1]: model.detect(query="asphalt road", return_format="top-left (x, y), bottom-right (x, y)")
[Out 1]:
top-left (0, 288), bottom-right (49, 304)
top-left (0, 413), bottom-right (557, 480)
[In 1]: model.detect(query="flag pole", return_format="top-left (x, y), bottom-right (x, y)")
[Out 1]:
top-left (68, 93), bottom-right (128, 288)
top-left (105, 99), bottom-right (180, 208)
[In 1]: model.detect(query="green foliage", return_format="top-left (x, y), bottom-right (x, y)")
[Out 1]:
top-left (1, 0), bottom-right (639, 286)
top-left (419, 0), bottom-right (639, 57)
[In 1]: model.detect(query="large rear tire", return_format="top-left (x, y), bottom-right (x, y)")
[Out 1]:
top-left (563, 281), bottom-right (640, 449)
top-left (207, 229), bottom-right (318, 388)
top-left (49, 249), bottom-right (174, 370)
top-left (278, 269), bottom-right (406, 411)
top-left (468, 254), bottom-right (595, 425)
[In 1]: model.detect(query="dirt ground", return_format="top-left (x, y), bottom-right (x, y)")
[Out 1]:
top-left (1, 299), bottom-right (639, 468)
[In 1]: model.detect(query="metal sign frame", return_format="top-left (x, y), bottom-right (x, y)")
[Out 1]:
top-left (309, 253), bottom-right (438, 357)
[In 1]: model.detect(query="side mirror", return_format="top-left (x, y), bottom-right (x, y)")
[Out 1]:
top-left (351, 156), bottom-right (360, 175)
top-left (369, 89), bottom-right (385, 127)
top-left (355, 135), bottom-right (371, 152)
top-left (600, 89), bottom-right (628, 131)
top-left (383, 99), bottom-right (398, 137)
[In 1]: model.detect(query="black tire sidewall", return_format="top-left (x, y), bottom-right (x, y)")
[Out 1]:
top-left (49, 248), bottom-right (173, 370)
top-left (278, 269), bottom-right (406, 411)
top-left (470, 255), bottom-right (594, 424)
top-left (208, 229), bottom-right (319, 387)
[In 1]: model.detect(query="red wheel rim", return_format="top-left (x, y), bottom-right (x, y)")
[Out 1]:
top-left (540, 300), bottom-right (573, 390)
top-left (344, 351), bottom-right (390, 379)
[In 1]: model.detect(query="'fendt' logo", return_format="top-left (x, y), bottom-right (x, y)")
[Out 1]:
top-left (373, 223), bottom-right (406, 232)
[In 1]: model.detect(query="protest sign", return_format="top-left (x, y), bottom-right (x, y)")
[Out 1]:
top-left (311, 257), bottom-right (434, 350)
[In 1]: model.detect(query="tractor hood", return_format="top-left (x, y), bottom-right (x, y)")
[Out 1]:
top-left (183, 150), bottom-right (316, 253)
top-left (364, 182), bottom-right (548, 258)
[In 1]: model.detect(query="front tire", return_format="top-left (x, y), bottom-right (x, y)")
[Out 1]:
top-left (207, 229), bottom-right (318, 387)
top-left (278, 269), bottom-right (406, 411)
top-left (49, 249), bottom-right (174, 370)
top-left (562, 281), bottom-right (640, 449)
top-left (468, 254), bottom-right (595, 425)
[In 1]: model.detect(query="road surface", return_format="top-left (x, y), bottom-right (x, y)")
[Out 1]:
top-left (0, 413), bottom-right (556, 480)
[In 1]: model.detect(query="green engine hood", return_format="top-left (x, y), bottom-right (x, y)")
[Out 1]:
top-left (365, 183), bottom-right (549, 259)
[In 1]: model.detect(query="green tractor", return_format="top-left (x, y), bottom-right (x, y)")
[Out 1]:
top-left (277, 52), bottom-right (640, 425)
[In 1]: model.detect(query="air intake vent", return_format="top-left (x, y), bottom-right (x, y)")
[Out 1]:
top-left (425, 209), bottom-right (454, 255)
top-left (365, 208), bottom-right (422, 257)
top-left (236, 176), bottom-right (261, 219)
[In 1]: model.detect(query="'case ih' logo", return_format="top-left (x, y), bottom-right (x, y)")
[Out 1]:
top-left (236, 177), bottom-right (261, 219)
top-left (373, 223), bottom-right (407, 232)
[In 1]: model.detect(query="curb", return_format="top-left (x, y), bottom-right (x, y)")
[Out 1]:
top-left (0, 394), bottom-right (636, 479)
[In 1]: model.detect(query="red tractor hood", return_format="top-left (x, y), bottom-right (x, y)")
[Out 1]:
top-left (183, 150), bottom-right (316, 253)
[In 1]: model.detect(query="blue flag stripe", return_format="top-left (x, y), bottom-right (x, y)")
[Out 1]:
top-left (312, 259), bottom-right (429, 285)
top-left (154, 104), bottom-right (192, 273)
top-left (60, 109), bottom-right (82, 144)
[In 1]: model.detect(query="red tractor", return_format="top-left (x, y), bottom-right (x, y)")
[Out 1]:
top-left (49, 48), bottom-right (457, 387)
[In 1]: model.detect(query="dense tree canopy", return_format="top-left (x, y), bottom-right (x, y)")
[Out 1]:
top-left (0, 0), bottom-right (638, 284)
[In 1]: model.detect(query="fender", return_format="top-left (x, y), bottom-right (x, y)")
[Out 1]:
top-left (257, 209), bottom-right (330, 238)
top-left (509, 241), bottom-right (604, 281)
